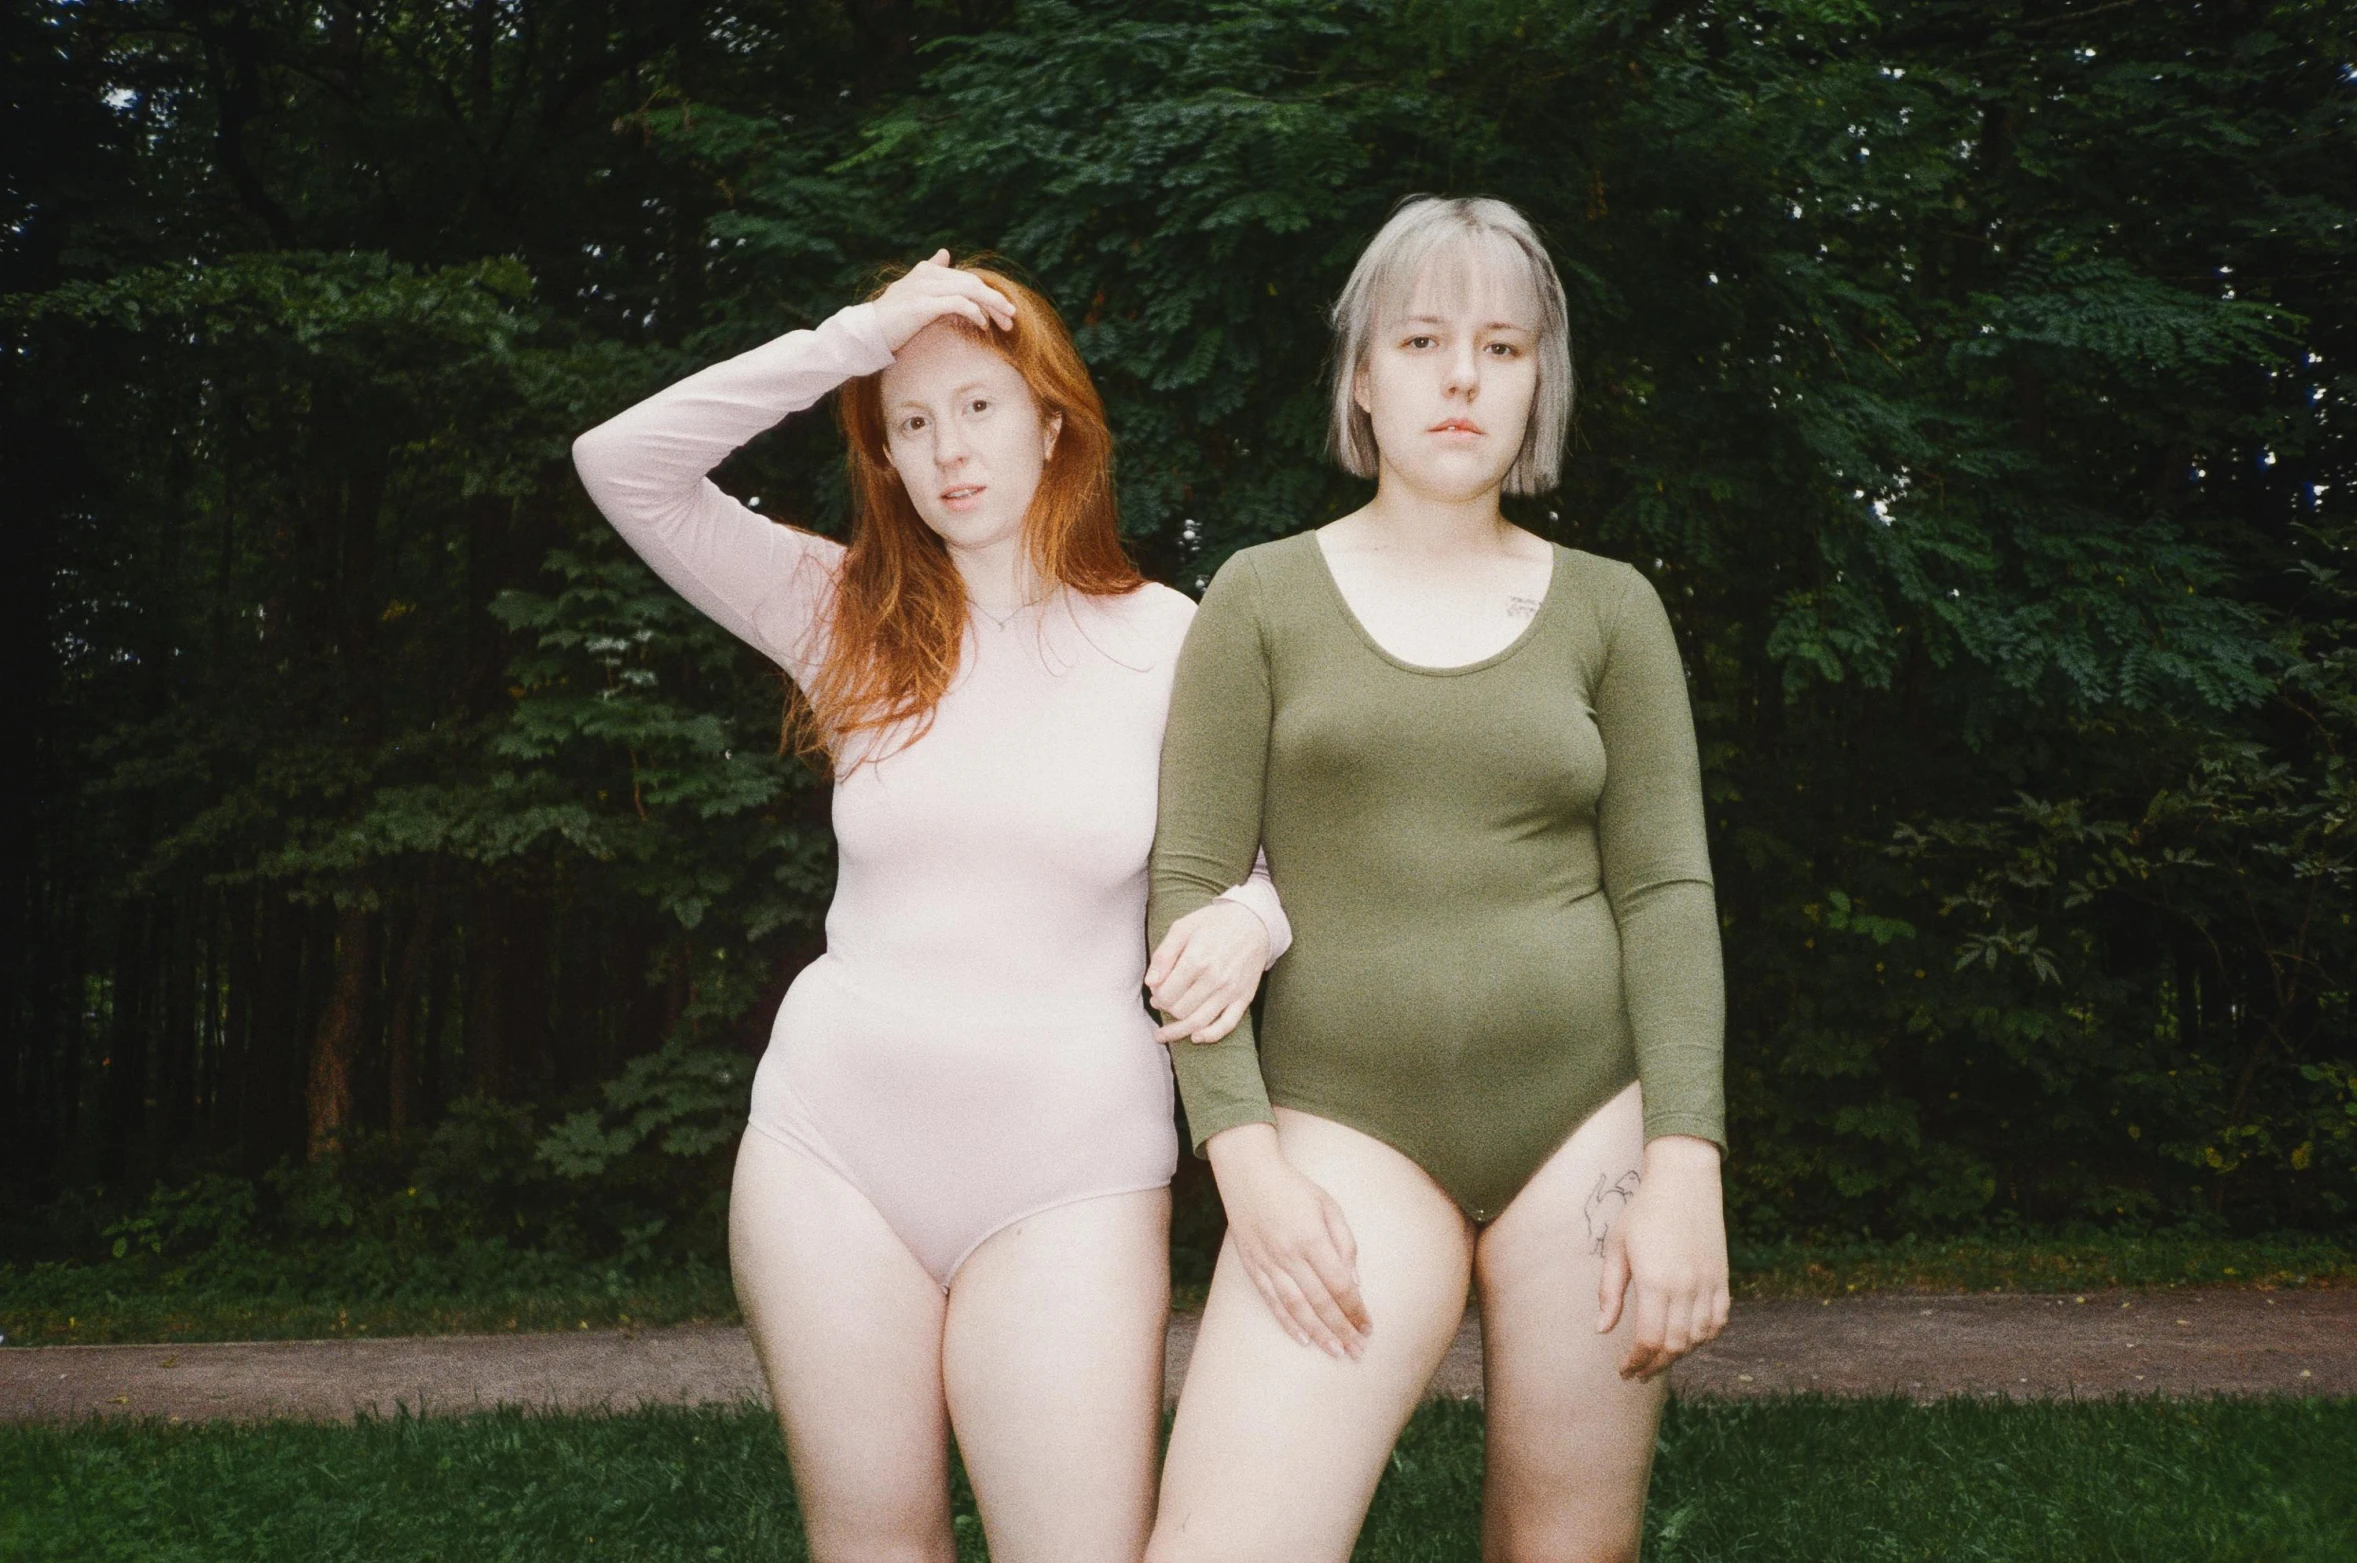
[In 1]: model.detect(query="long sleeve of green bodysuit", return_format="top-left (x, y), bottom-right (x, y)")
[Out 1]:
top-left (1149, 554), bottom-right (1279, 1152)
top-left (1592, 565), bottom-right (1727, 1150)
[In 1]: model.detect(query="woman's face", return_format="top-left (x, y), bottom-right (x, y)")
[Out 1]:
top-left (1354, 242), bottom-right (1541, 504)
top-left (879, 322), bottom-right (1061, 558)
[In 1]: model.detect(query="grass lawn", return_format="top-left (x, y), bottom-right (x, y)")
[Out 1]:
top-left (4, 1231), bottom-right (2349, 1347)
top-left (3, 1395), bottom-right (2351, 1562)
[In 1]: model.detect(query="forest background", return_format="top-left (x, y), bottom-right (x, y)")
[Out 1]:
top-left (3, 0), bottom-right (2352, 1323)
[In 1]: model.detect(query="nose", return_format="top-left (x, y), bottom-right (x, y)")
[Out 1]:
top-left (1443, 337), bottom-right (1481, 400)
top-left (931, 415), bottom-right (973, 469)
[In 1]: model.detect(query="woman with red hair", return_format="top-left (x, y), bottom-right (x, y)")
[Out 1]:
top-left (572, 253), bottom-right (1286, 1563)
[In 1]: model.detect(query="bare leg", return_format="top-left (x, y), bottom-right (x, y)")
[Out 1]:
top-left (1475, 1080), bottom-right (1664, 1563)
top-left (943, 1188), bottom-right (1171, 1563)
top-left (1148, 1108), bottom-right (1474, 1563)
top-left (729, 1128), bottom-right (956, 1563)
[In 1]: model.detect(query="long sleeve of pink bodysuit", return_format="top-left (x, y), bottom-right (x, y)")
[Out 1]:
top-left (570, 304), bottom-right (895, 686)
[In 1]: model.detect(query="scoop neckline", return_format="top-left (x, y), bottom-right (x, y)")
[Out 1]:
top-left (1305, 529), bottom-right (1564, 677)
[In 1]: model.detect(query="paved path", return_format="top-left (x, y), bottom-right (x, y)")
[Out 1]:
top-left (3, 1289), bottom-right (2347, 1424)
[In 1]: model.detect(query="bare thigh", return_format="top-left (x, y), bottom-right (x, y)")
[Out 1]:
top-left (1148, 1108), bottom-right (1475, 1563)
top-left (1474, 1080), bottom-right (1664, 1563)
top-left (944, 1188), bottom-right (1170, 1563)
top-left (729, 1127), bottom-right (954, 1563)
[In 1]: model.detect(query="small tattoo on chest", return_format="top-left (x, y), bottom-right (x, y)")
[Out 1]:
top-left (1585, 1168), bottom-right (1642, 1255)
top-left (1507, 594), bottom-right (1543, 619)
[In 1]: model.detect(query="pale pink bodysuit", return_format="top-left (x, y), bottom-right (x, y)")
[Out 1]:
top-left (571, 303), bottom-right (1288, 1287)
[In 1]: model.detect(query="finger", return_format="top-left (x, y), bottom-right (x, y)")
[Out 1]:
top-left (1622, 1333), bottom-right (1669, 1381)
top-left (1596, 1231), bottom-right (1630, 1334)
top-left (1295, 1247), bottom-right (1368, 1353)
top-left (1144, 928), bottom-right (1186, 989)
top-left (1244, 1262), bottom-right (1311, 1349)
top-left (1317, 1200), bottom-right (1372, 1337)
top-left (957, 273), bottom-right (1018, 324)
top-left (1658, 1297), bottom-right (1695, 1363)
top-left (1192, 995), bottom-right (1250, 1044)
top-left (1153, 962), bottom-right (1214, 1025)
top-left (1268, 1267), bottom-right (1343, 1356)
top-left (1623, 1278), bottom-right (1672, 1380)
top-left (1709, 1284), bottom-right (1732, 1338)
top-left (1283, 1258), bottom-right (1362, 1358)
top-left (1163, 997), bottom-right (1224, 1044)
top-left (1682, 1290), bottom-right (1713, 1353)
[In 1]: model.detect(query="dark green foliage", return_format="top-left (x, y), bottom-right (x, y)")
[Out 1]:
top-left (4, 0), bottom-right (2352, 1289)
top-left (3, 1397), bottom-right (2352, 1561)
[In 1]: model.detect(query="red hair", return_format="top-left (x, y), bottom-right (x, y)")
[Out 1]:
top-left (784, 263), bottom-right (1141, 767)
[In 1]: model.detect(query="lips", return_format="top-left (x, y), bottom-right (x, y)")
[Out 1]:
top-left (1431, 419), bottom-right (1484, 435)
top-left (941, 484), bottom-right (986, 504)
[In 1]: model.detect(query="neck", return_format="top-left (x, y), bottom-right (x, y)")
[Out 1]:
top-left (1358, 464), bottom-right (1510, 554)
top-left (948, 531), bottom-right (1042, 613)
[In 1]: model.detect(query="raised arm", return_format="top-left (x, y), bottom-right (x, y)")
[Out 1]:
top-left (570, 305), bottom-right (893, 683)
top-left (571, 255), bottom-right (1019, 684)
top-left (1590, 563), bottom-right (1726, 1151)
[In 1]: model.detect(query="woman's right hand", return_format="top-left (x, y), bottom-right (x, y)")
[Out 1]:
top-left (870, 250), bottom-right (1017, 351)
top-left (1205, 1123), bottom-right (1372, 1359)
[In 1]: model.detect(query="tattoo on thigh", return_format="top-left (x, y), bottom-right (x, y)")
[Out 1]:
top-left (1584, 1169), bottom-right (1641, 1255)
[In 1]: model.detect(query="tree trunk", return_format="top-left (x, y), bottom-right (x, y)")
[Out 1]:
top-left (241, 895), bottom-right (307, 1175)
top-left (100, 901), bottom-right (154, 1183)
top-left (158, 894), bottom-right (196, 1150)
top-left (386, 881), bottom-right (438, 1143)
top-left (465, 882), bottom-right (510, 1099)
top-left (307, 902), bottom-right (373, 1159)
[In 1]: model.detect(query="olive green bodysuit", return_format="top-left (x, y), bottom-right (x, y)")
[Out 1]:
top-left (1148, 533), bottom-right (1725, 1222)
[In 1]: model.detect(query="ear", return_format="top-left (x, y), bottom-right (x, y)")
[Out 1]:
top-left (1041, 408), bottom-right (1064, 463)
top-left (1352, 361), bottom-right (1372, 416)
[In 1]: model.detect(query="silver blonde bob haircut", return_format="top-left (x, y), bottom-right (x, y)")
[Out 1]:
top-left (1327, 195), bottom-right (1575, 496)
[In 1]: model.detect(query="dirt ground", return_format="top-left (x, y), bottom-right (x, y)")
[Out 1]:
top-left (3, 1288), bottom-right (2348, 1424)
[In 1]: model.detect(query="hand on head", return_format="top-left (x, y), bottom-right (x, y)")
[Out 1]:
top-left (872, 249), bottom-right (1018, 352)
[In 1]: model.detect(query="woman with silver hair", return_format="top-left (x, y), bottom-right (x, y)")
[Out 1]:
top-left (1141, 195), bottom-right (1729, 1561)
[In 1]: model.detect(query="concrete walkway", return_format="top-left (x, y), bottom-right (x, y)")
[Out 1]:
top-left (3, 1288), bottom-right (2348, 1424)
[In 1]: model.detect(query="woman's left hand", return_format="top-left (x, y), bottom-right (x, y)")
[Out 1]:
top-left (1146, 901), bottom-right (1271, 1043)
top-left (1596, 1133), bottom-right (1730, 1381)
